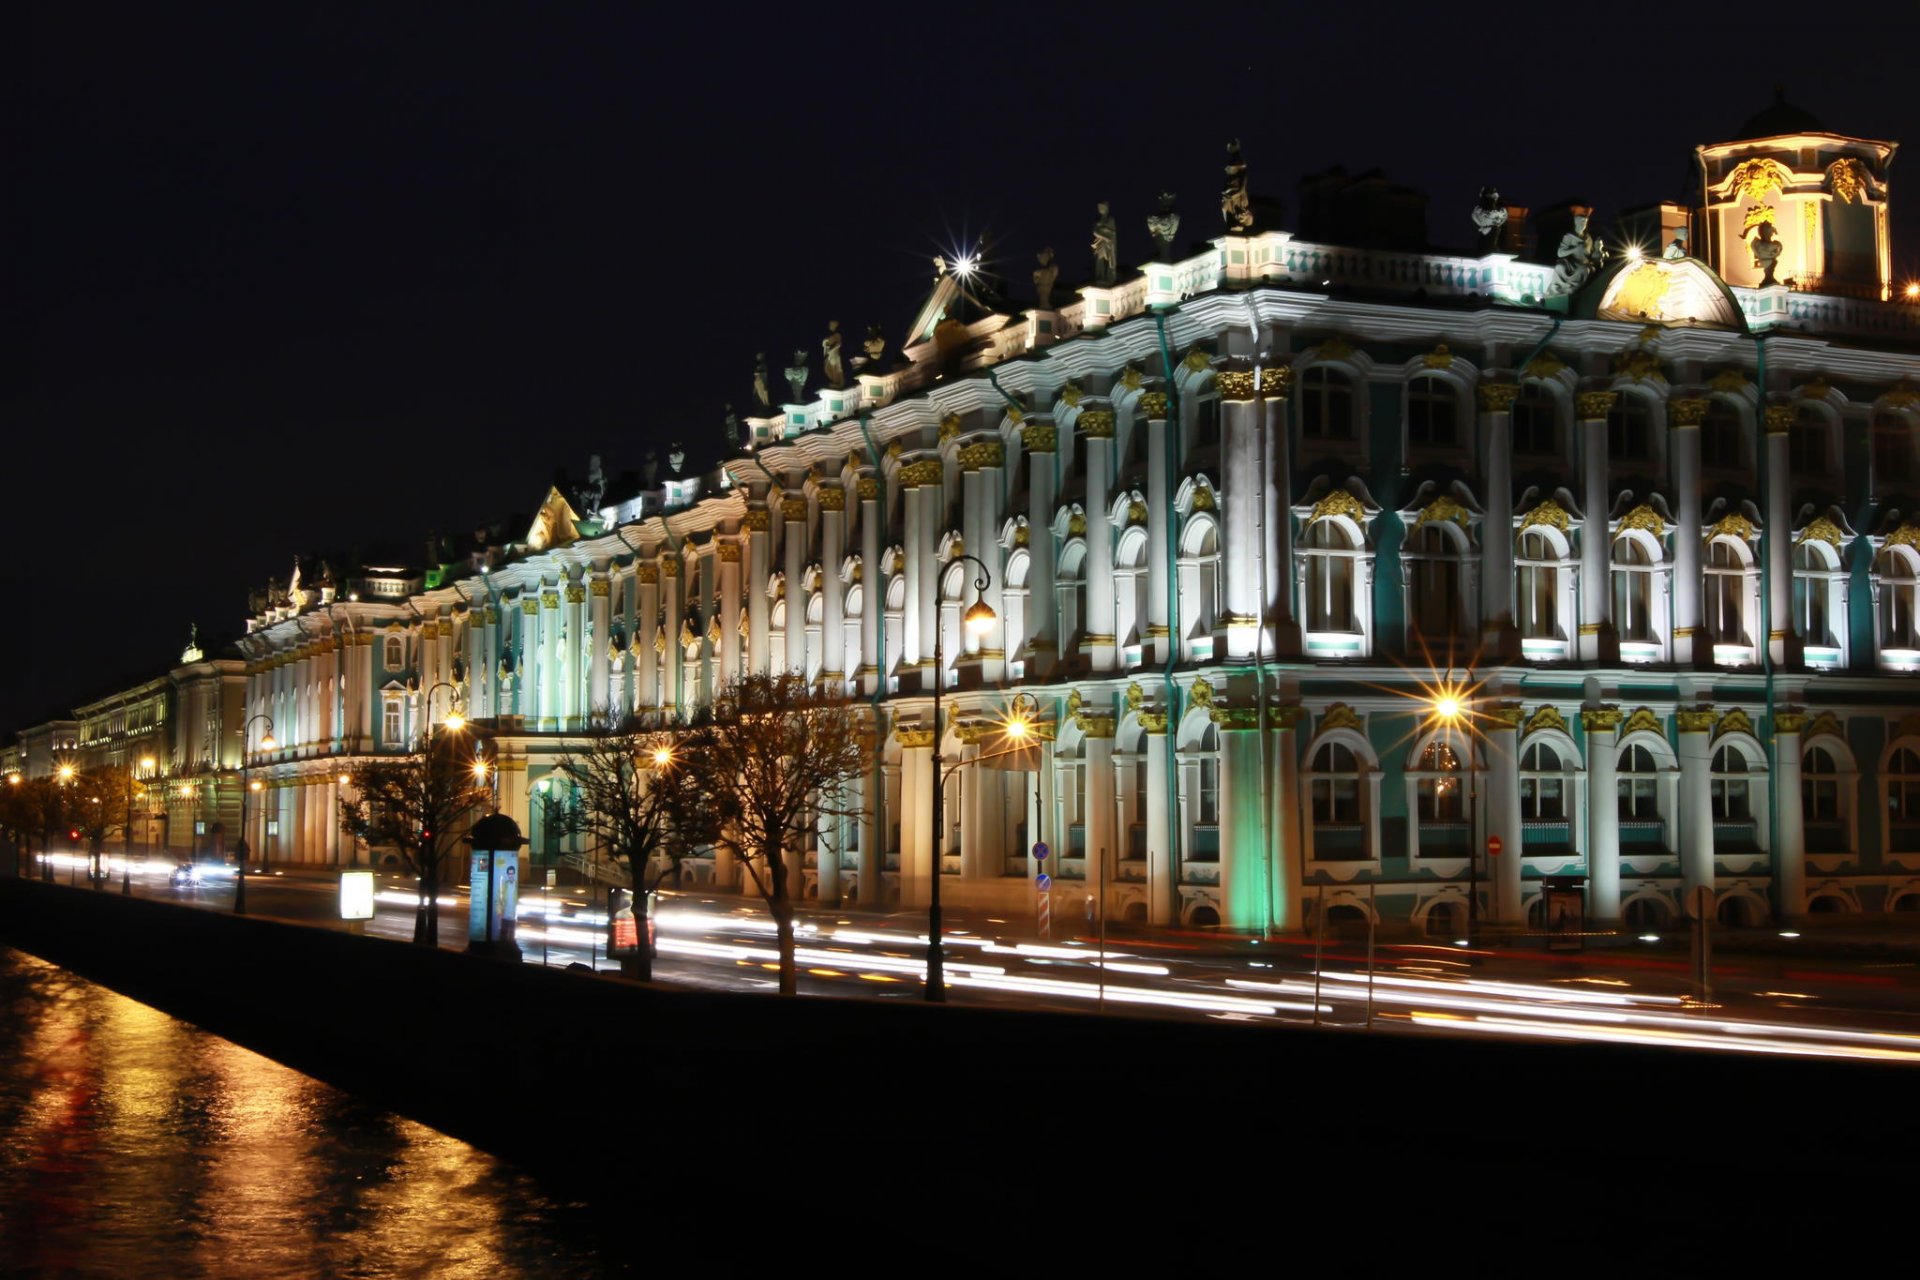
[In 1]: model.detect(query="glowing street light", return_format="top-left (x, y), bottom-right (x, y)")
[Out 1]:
top-left (651, 745), bottom-right (674, 768)
top-left (444, 711), bottom-right (466, 733)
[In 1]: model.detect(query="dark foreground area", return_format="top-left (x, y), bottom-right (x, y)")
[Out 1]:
top-left (1, 878), bottom-right (1913, 1242)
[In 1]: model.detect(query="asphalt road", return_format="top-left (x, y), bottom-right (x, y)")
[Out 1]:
top-left (30, 850), bottom-right (1920, 1063)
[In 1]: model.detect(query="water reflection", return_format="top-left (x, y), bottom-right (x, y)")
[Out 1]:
top-left (0, 948), bottom-right (619, 1277)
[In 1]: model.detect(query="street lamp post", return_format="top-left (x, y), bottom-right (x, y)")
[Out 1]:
top-left (236, 713), bottom-right (276, 915)
top-left (927, 553), bottom-right (1001, 1003)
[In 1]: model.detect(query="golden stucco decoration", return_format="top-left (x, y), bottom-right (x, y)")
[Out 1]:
top-left (1415, 496), bottom-right (1472, 530)
top-left (1729, 157), bottom-right (1794, 202)
top-left (1307, 488), bottom-right (1365, 526)
top-left (1714, 707), bottom-right (1756, 740)
top-left (1524, 351), bottom-right (1566, 380)
top-left (1188, 677), bottom-right (1215, 710)
top-left (1611, 347), bottom-right (1664, 383)
top-left (1828, 158), bottom-right (1866, 205)
top-left (1523, 705), bottom-right (1568, 737)
top-left (1795, 517), bottom-right (1843, 548)
top-left (1422, 344), bottom-right (1454, 370)
top-left (1615, 505), bottom-right (1667, 538)
top-left (1620, 707), bottom-right (1666, 739)
top-left (1318, 703), bottom-right (1362, 733)
top-left (1707, 512), bottom-right (1755, 542)
top-left (1806, 710), bottom-right (1845, 742)
top-left (1609, 263), bottom-right (1674, 324)
top-left (1184, 347), bottom-right (1213, 373)
top-left (1520, 498), bottom-right (1571, 533)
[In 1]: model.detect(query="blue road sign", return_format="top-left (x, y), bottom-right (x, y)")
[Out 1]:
top-left (1032, 841), bottom-right (1050, 861)
top-left (1036, 872), bottom-right (1052, 890)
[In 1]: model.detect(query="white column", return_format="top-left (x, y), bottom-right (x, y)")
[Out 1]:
top-left (747, 507), bottom-right (771, 677)
top-left (1486, 705), bottom-right (1525, 924)
top-left (563, 582), bottom-right (585, 730)
top-left (857, 762), bottom-right (884, 906)
top-left (1670, 397), bottom-right (1707, 665)
top-left (1480, 385), bottom-right (1520, 655)
top-left (898, 728), bottom-right (934, 907)
top-left (539, 590), bottom-right (561, 729)
top-left (1144, 719), bottom-right (1173, 925)
top-left (1773, 711), bottom-right (1806, 920)
top-left (1142, 393), bottom-right (1172, 666)
top-left (1271, 707), bottom-right (1304, 933)
top-left (659, 563), bottom-right (682, 715)
top-left (1584, 711), bottom-right (1622, 922)
top-left (1083, 411), bottom-right (1117, 671)
top-left (857, 481), bottom-right (882, 694)
top-left (1216, 708), bottom-right (1266, 932)
top-left (782, 493), bottom-right (807, 676)
top-left (1084, 724), bottom-right (1116, 918)
top-left (1578, 392), bottom-right (1616, 662)
top-left (1676, 708), bottom-right (1716, 898)
top-left (1221, 383), bottom-right (1261, 659)
top-left (1764, 405), bottom-right (1794, 666)
top-left (819, 486), bottom-right (846, 690)
top-left (902, 479), bottom-right (928, 680)
top-left (719, 541), bottom-right (743, 689)
top-left (588, 575), bottom-right (611, 720)
top-left (636, 567), bottom-right (660, 712)
top-left (1024, 428), bottom-right (1058, 676)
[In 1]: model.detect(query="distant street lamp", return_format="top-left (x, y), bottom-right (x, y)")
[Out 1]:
top-left (235, 714), bottom-right (276, 915)
top-left (123, 755), bottom-right (156, 894)
top-left (926, 553), bottom-right (1000, 1003)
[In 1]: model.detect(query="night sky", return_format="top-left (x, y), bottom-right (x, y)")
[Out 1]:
top-left (10, 2), bottom-right (1914, 733)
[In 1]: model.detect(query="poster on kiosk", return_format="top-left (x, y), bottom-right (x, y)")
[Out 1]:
top-left (468, 850), bottom-right (519, 944)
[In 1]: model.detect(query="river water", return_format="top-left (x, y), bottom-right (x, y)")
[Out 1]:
top-left (0, 947), bottom-right (624, 1278)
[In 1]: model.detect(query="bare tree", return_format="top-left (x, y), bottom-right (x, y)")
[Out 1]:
top-left (678, 674), bottom-right (868, 995)
top-left (551, 711), bottom-right (718, 979)
top-left (70, 767), bottom-right (134, 885)
top-left (338, 733), bottom-right (490, 944)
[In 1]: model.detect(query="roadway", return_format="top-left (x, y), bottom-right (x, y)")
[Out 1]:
top-left (24, 849), bottom-right (1920, 1065)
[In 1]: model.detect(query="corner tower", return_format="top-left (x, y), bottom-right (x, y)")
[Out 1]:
top-left (1695, 90), bottom-right (1897, 299)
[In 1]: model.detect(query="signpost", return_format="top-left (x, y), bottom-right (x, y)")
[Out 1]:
top-left (1487, 835), bottom-right (1502, 858)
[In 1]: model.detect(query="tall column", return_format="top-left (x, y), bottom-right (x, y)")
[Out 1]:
top-left (1583, 708), bottom-right (1622, 922)
top-left (1023, 425), bottom-right (1058, 677)
top-left (1219, 375), bottom-right (1261, 660)
top-left (1083, 715), bottom-right (1117, 919)
top-left (1081, 410), bottom-right (1117, 671)
top-left (1141, 393), bottom-right (1173, 665)
top-left (1773, 710), bottom-right (1806, 920)
top-left (1764, 405), bottom-right (1794, 666)
top-left (816, 805), bottom-right (840, 904)
top-left (746, 507), bottom-right (772, 676)
top-left (562, 582), bottom-right (586, 730)
top-left (479, 606), bottom-right (498, 723)
top-left (782, 493), bottom-right (808, 676)
top-left (1143, 711), bottom-right (1173, 925)
top-left (536, 589), bottom-right (559, 730)
top-left (857, 750), bottom-right (884, 906)
top-left (718, 541), bottom-right (743, 688)
top-left (660, 560), bottom-right (682, 715)
top-left (636, 565), bottom-right (659, 712)
top-left (818, 485), bottom-right (846, 690)
top-left (1479, 385), bottom-right (1521, 655)
top-left (901, 474), bottom-right (929, 680)
top-left (436, 619), bottom-right (454, 719)
top-left (1669, 397), bottom-right (1707, 665)
top-left (857, 480), bottom-right (882, 693)
top-left (1270, 706), bottom-right (1304, 933)
top-left (1577, 391), bottom-right (1617, 663)
top-left (1215, 705), bottom-right (1267, 932)
top-left (587, 575), bottom-right (611, 720)
top-left (351, 633), bottom-right (373, 750)
top-left (1485, 703), bottom-right (1525, 924)
top-left (897, 725), bottom-right (934, 908)
top-left (695, 553), bottom-right (717, 709)
top-left (1262, 379), bottom-right (1294, 657)
top-left (1676, 707), bottom-right (1716, 899)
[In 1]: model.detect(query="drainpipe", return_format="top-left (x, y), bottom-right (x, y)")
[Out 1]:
top-left (1151, 311), bottom-right (1190, 927)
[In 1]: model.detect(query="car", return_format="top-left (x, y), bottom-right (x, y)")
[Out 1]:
top-left (169, 863), bottom-right (202, 888)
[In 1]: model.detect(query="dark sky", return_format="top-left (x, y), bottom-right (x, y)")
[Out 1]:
top-left (9, 1), bottom-right (1914, 731)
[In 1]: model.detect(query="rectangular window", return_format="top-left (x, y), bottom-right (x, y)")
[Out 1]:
top-left (383, 701), bottom-right (402, 745)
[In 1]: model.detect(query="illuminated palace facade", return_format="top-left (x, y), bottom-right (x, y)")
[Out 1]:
top-left (237, 105), bottom-right (1920, 935)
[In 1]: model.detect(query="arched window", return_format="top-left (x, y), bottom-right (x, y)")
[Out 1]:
top-left (1803, 742), bottom-right (1846, 853)
top-left (1876, 545), bottom-right (1920, 653)
top-left (1304, 733), bottom-right (1372, 862)
top-left (1195, 723), bottom-right (1220, 828)
top-left (1711, 745), bottom-right (1751, 821)
top-left (1790, 406), bottom-right (1832, 477)
top-left (1416, 739), bottom-right (1465, 824)
top-left (1607, 396), bottom-right (1653, 464)
top-left (1703, 537), bottom-right (1754, 648)
top-left (1299, 367), bottom-right (1354, 442)
top-left (1516, 529), bottom-right (1563, 640)
top-left (1611, 535), bottom-right (1661, 644)
top-left (1303, 519), bottom-right (1360, 634)
top-left (1512, 386), bottom-right (1559, 459)
top-left (1405, 523), bottom-right (1464, 641)
top-left (1888, 746), bottom-right (1920, 854)
top-left (1127, 755), bottom-right (1148, 862)
top-left (1618, 743), bottom-right (1660, 820)
top-left (1873, 412), bottom-right (1914, 491)
top-left (383, 635), bottom-right (405, 670)
top-left (1700, 399), bottom-right (1745, 471)
top-left (1407, 377), bottom-right (1459, 450)
top-left (1520, 741), bottom-right (1567, 820)
top-left (1310, 742), bottom-right (1361, 825)
top-left (1793, 541), bottom-right (1843, 652)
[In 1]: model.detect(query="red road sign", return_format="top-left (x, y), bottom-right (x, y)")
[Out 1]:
top-left (1487, 835), bottom-right (1503, 857)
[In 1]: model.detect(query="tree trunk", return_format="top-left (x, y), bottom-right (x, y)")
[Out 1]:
top-left (425, 856), bottom-right (440, 945)
top-left (768, 842), bottom-right (796, 996)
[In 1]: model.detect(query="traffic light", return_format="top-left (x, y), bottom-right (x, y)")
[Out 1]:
top-left (69, 828), bottom-right (79, 841)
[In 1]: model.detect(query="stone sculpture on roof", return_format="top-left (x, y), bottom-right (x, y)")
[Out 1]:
top-left (784, 350), bottom-right (809, 403)
top-left (1548, 206), bottom-right (1606, 296)
top-left (1147, 191), bottom-right (1180, 259)
top-left (1033, 246), bottom-right (1059, 308)
top-left (822, 321), bottom-right (846, 389)
top-left (1090, 203), bottom-right (1118, 287)
top-left (752, 353), bottom-right (772, 409)
top-left (1470, 186), bottom-right (1508, 252)
top-left (1221, 140), bottom-right (1253, 232)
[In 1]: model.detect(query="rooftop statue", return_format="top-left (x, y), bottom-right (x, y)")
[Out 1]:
top-left (1090, 203), bottom-right (1118, 287)
top-left (1548, 208), bottom-right (1606, 296)
top-left (1470, 186), bottom-right (1508, 253)
top-left (784, 350), bottom-right (809, 403)
top-left (822, 320), bottom-right (846, 389)
top-left (575, 453), bottom-right (607, 514)
top-left (1033, 246), bottom-right (1059, 309)
top-left (667, 442), bottom-right (686, 476)
top-left (752, 353), bottom-right (772, 409)
top-left (1221, 140), bottom-right (1253, 232)
top-left (1664, 226), bottom-right (1690, 260)
top-left (862, 324), bottom-right (886, 369)
top-left (1147, 191), bottom-right (1180, 260)
top-left (1749, 220), bottom-right (1784, 286)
